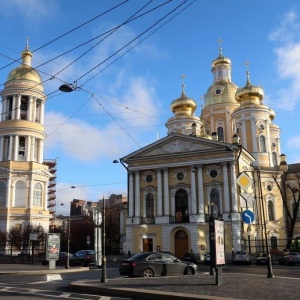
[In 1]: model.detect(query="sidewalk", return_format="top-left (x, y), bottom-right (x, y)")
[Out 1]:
top-left (1, 263), bottom-right (300, 300)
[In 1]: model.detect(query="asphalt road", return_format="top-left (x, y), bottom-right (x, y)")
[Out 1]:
top-left (0, 263), bottom-right (299, 299)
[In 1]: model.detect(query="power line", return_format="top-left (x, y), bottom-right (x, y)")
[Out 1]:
top-left (0, 0), bottom-right (130, 72)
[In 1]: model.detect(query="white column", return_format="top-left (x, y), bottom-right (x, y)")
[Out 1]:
top-left (29, 178), bottom-right (34, 208)
top-left (1, 98), bottom-right (7, 121)
top-left (190, 166), bottom-right (197, 214)
top-left (38, 140), bottom-right (44, 163)
top-left (128, 171), bottom-right (134, 217)
top-left (6, 177), bottom-right (11, 208)
top-left (197, 165), bottom-right (205, 217)
top-left (15, 95), bottom-right (21, 120)
top-left (28, 96), bottom-right (33, 121)
top-left (230, 161), bottom-right (238, 212)
top-left (26, 136), bottom-right (31, 161)
top-left (134, 170), bottom-right (140, 217)
top-left (241, 118), bottom-right (247, 148)
top-left (0, 136), bottom-right (4, 161)
top-left (13, 135), bottom-right (18, 161)
top-left (40, 101), bottom-right (45, 124)
top-left (163, 168), bottom-right (169, 215)
top-left (251, 116), bottom-right (258, 152)
top-left (157, 169), bottom-right (162, 216)
top-left (8, 135), bottom-right (13, 160)
top-left (43, 182), bottom-right (48, 210)
top-left (31, 137), bottom-right (36, 161)
top-left (223, 162), bottom-right (230, 213)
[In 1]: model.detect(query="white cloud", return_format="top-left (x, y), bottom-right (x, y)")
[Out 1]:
top-left (269, 11), bottom-right (300, 111)
top-left (0, 0), bottom-right (56, 19)
top-left (269, 11), bottom-right (299, 43)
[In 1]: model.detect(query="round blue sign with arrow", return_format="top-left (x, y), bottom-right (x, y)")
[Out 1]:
top-left (241, 210), bottom-right (255, 224)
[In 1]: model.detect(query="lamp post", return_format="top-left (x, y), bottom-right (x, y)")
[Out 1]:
top-left (247, 225), bottom-right (252, 254)
top-left (101, 197), bottom-right (108, 283)
top-left (66, 216), bottom-right (71, 269)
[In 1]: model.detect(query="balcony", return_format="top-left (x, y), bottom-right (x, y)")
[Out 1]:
top-left (140, 217), bottom-right (155, 224)
top-left (169, 214), bottom-right (190, 224)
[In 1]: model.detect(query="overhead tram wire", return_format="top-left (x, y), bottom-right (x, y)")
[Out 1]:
top-left (81, 0), bottom-right (196, 86)
top-left (75, 0), bottom-right (191, 85)
top-left (51, 0), bottom-right (158, 81)
top-left (0, 0), bottom-right (172, 88)
top-left (0, 0), bottom-right (130, 71)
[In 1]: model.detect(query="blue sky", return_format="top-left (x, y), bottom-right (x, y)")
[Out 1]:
top-left (0, 0), bottom-right (300, 215)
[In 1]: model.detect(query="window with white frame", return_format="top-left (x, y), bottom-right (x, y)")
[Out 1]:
top-left (268, 200), bottom-right (275, 221)
top-left (14, 180), bottom-right (27, 207)
top-left (259, 135), bottom-right (266, 152)
top-left (210, 188), bottom-right (220, 216)
top-left (33, 183), bottom-right (42, 207)
top-left (145, 193), bottom-right (154, 218)
top-left (217, 127), bottom-right (224, 142)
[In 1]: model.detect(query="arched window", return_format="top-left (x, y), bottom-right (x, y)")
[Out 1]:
top-left (145, 193), bottom-right (154, 218)
top-left (259, 136), bottom-right (266, 152)
top-left (14, 180), bottom-right (27, 207)
top-left (217, 127), bottom-right (224, 142)
top-left (175, 189), bottom-right (189, 222)
top-left (33, 183), bottom-right (42, 207)
top-left (268, 201), bottom-right (275, 221)
top-left (210, 188), bottom-right (220, 216)
top-left (0, 181), bottom-right (6, 206)
top-left (272, 152), bottom-right (278, 166)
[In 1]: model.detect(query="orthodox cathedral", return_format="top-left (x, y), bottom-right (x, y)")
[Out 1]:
top-left (0, 44), bottom-right (53, 253)
top-left (121, 46), bottom-right (294, 260)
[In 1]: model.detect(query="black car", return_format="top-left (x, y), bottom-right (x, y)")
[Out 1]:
top-left (119, 252), bottom-right (197, 277)
top-left (73, 250), bottom-right (96, 266)
top-left (180, 252), bottom-right (197, 264)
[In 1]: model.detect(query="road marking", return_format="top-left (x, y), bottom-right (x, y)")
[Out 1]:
top-left (46, 274), bottom-right (62, 281)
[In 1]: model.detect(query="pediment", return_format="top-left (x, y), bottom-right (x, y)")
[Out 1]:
top-left (123, 133), bottom-right (234, 161)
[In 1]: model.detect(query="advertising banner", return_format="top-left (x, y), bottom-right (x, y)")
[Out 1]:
top-left (45, 233), bottom-right (60, 260)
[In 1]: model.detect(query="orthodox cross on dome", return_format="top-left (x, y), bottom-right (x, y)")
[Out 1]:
top-left (26, 36), bottom-right (30, 50)
top-left (245, 60), bottom-right (251, 85)
top-left (218, 38), bottom-right (224, 56)
top-left (181, 74), bottom-right (186, 94)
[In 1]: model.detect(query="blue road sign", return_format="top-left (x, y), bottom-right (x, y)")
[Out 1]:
top-left (241, 210), bottom-right (255, 224)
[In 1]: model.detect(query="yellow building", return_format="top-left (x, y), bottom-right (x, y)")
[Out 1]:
top-left (121, 47), bottom-right (289, 260)
top-left (0, 44), bottom-right (52, 253)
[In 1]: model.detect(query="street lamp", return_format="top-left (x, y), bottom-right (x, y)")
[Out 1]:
top-left (101, 197), bottom-right (108, 283)
top-left (247, 225), bottom-right (252, 254)
top-left (61, 202), bottom-right (71, 269)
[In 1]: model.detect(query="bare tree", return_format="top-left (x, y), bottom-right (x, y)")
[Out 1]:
top-left (274, 171), bottom-right (300, 250)
top-left (6, 227), bottom-right (22, 258)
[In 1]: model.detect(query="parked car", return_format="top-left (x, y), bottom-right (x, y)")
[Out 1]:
top-left (278, 251), bottom-right (300, 265)
top-left (204, 252), bottom-right (211, 265)
top-left (41, 252), bottom-right (80, 266)
top-left (255, 253), bottom-right (268, 265)
top-left (119, 252), bottom-right (197, 277)
top-left (180, 252), bottom-right (197, 264)
top-left (233, 250), bottom-right (251, 264)
top-left (73, 250), bottom-right (96, 267)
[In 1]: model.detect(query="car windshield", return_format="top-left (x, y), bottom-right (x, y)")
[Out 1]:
top-left (85, 250), bottom-right (95, 255)
top-left (236, 251), bottom-right (247, 255)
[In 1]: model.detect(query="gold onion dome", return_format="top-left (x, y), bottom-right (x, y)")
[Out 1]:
top-left (235, 71), bottom-right (264, 105)
top-left (170, 84), bottom-right (197, 116)
top-left (6, 47), bottom-right (42, 84)
top-left (204, 48), bottom-right (238, 107)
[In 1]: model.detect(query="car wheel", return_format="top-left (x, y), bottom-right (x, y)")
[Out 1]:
top-left (80, 260), bottom-right (85, 267)
top-left (185, 266), bottom-right (194, 275)
top-left (142, 268), bottom-right (154, 277)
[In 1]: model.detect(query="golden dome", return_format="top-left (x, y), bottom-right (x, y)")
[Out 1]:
top-left (170, 91), bottom-right (197, 116)
top-left (235, 71), bottom-right (264, 104)
top-left (204, 82), bottom-right (238, 106)
top-left (6, 49), bottom-right (42, 84)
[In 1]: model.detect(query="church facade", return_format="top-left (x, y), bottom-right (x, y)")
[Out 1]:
top-left (121, 47), bottom-right (290, 260)
top-left (0, 45), bottom-right (52, 252)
